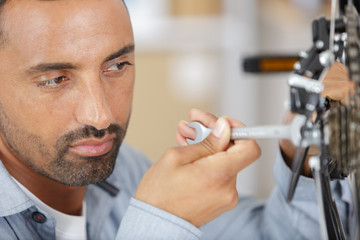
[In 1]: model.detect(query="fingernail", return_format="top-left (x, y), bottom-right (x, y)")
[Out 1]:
top-left (212, 118), bottom-right (226, 138)
top-left (180, 120), bottom-right (189, 125)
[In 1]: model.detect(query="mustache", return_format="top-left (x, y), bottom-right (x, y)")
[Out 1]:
top-left (55, 124), bottom-right (123, 150)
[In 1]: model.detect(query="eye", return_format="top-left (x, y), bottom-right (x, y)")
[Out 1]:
top-left (106, 61), bottom-right (133, 72)
top-left (38, 76), bottom-right (68, 87)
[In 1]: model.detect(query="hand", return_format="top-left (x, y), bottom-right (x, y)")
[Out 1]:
top-left (134, 109), bottom-right (261, 227)
top-left (280, 62), bottom-right (355, 176)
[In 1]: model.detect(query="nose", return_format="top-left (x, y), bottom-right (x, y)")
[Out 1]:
top-left (75, 77), bottom-right (113, 130)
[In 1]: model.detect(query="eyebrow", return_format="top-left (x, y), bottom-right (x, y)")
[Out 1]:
top-left (26, 44), bottom-right (135, 75)
top-left (103, 44), bottom-right (135, 64)
top-left (26, 63), bottom-right (78, 75)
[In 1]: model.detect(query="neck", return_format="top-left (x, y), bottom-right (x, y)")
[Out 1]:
top-left (0, 150), bottom-right (86, 216)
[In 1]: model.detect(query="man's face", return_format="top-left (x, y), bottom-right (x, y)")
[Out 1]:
top-left (0, 0), bottom-right (135, 186)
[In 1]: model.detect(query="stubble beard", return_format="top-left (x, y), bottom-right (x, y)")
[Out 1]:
top-left (49, 124), bottom-right (125, 186)
top-left (0, 106), bottom-right (127, 186)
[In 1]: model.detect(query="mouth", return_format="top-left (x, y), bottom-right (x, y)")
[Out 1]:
top-left (69, 135), bottom-right (116, 157)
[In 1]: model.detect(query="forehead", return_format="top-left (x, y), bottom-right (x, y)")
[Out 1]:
top-left (1, 0), bottom-right (133, 64)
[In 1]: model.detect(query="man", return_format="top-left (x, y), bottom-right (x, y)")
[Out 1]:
top-left (0, 0), bottom-right (354, 239)
top-left (0, 0), bottom-right (260, 239)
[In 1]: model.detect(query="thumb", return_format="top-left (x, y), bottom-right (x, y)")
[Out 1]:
top-left (179, 117), bottom-right (232, 164)
top-left (204, 117), bottom-right (232, 151)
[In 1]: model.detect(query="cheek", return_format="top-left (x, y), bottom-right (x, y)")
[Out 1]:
top-left (0, 90), bottom-right (41, 131)
top-left (106, 74), bottom-right (135, 123)
top-left (108, 84), bottom-right (134, 123)
top-left (1, 89), bottom-right (76, 144)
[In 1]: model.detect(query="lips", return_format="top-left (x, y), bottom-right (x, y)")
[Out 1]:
top-left (69, 135), bottom-right (115, 157)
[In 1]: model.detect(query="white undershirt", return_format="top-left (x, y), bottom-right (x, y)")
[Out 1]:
top-left (12, 178), bottom-right (87, 240)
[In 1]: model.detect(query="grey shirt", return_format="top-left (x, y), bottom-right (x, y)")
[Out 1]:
top-left (0, 143), bottom-right (150, 240)
top-left (0, 144), bottom-right (354, 239)
top-left (117, 147), bottom-right (354, 239)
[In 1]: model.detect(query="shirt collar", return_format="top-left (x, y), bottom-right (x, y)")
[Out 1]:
top-left (0, 161), bottom-right (33, 217)
top-left (0, 144), bottom-right (127, 217)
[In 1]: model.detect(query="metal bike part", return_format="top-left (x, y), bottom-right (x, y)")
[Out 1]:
top-left (186, 115), bottom-right (319, 147)
top-left (309, 156), bottom-right (330, 240)
top-left (288, 74), bottom-right (324, 94)
top-left (309, 156), bottom-right (346, 240)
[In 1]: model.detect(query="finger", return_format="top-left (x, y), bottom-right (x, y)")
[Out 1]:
top-left (176, 132), bottom-right (188, 146)
top-left (322, 81), bottom-right (355, 104)
top-left (176, 110), bottom-right (221, 148)
top-left (205, 139), bottom-right (260, 177)
top-left (222, 116), bottom-right (246, 128)
top-left (177, 120), bottom-right (196, 141)
top-left (220, 116), bottom-right (247, 146)
top-left (189, 109), bottom-right (218, 129)
top-left (322, 62), bottom-right (355, 104)
top-left (327, 62), bottom-right (348, 78)
top-left (174, 117), bottom-right (232, 165)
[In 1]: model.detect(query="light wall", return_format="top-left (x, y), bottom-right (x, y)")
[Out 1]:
top-left (125, 0), bottom-right (223, 162)
top-left (126, 52), bottom-right (217, 162)
top-left (171, 0), bottom-right (222, 16)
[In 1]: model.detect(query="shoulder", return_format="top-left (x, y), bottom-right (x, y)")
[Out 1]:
top-left (109, 143), bottom-right (152, 194)
top-left (115, 143), bottom-right (152, 177)
top-left (86, 143), bottom-right (152, 200)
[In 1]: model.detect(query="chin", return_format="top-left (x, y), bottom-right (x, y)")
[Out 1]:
top-left (47, 142), bottom-right (121, 186)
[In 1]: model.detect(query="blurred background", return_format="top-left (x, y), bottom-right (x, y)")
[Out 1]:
top-left (124, 0), bottom-right (332, 199)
